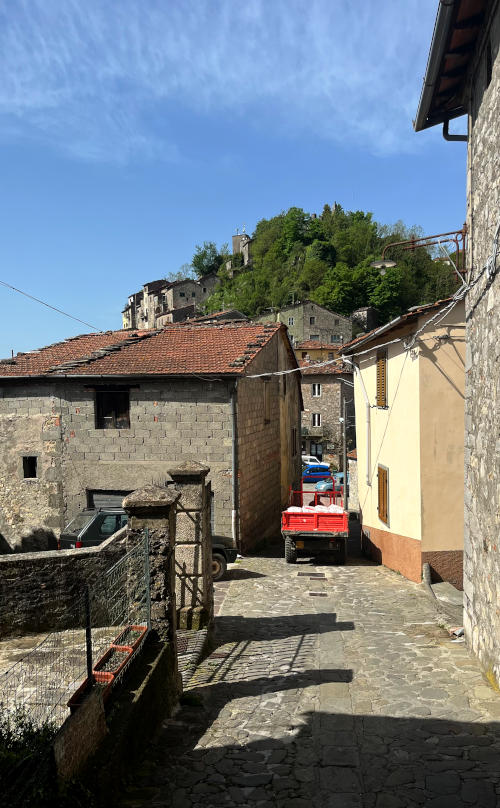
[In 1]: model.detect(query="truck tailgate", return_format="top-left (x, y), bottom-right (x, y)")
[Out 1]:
top-left (282, 511), bottom-right (348, 533)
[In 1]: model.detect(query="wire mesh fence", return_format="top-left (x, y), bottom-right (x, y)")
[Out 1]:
top-left (0, 530), bottom-right (150, 730)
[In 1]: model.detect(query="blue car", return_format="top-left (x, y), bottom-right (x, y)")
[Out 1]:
top-left (302, 465), bottom-right (332, 483)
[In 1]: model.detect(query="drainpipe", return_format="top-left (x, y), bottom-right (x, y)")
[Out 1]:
top-left (231, 381), bottom-right (240, 552)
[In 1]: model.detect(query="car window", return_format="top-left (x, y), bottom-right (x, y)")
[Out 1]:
top-left (119, 513), bottom-right (128, 529)
top-left (63, 511), bottom-right (95, 535)
top-left (99, 514), bottom-right (120, 536)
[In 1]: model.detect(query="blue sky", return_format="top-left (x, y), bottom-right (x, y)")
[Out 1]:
top-left (0, 0), bottom-right (468, 357)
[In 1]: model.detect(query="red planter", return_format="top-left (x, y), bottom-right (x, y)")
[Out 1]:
top-left (111, 624), bottom-right (147, 652)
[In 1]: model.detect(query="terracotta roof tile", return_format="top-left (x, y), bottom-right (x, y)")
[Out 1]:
top-left (0, 323), bottom-right (287, 378)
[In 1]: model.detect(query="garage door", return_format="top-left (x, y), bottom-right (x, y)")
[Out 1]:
top-left (87, 489), bottom-right (132, 509)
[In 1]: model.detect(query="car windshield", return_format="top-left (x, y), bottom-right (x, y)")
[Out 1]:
top-left (62, 511), bottom-right (95, 535)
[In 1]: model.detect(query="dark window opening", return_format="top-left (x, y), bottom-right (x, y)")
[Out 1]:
top-left (95, 390), bottom-right (130, 429)
top-left (23, 456), bottom-right (37, 478)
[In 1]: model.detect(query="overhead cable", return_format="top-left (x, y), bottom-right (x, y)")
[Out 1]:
top-left (0, 279), bottom-right (103, 332)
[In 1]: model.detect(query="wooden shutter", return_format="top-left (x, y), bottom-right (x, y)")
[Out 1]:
top-left (376, 350), bottom-right (387, 407)
top-left (378, 466), bottom-right (388, 524)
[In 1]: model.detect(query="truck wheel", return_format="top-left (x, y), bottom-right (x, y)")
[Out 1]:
top-left (212, 552), bottom-right (227, 581)
top-left (285, 537), bottom-right (297, 564)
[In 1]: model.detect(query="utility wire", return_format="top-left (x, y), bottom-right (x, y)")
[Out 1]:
top-left (0, 279), bottom-right (103, 332)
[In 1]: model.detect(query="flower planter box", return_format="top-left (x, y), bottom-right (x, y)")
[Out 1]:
top-left (68, 671), bottom-right (114, 713)
top-left (111, 624), bottom-right (147, 652)
top-left (93, 646), bottom-right (133, 678)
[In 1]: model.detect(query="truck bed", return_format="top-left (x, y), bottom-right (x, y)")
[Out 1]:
top-left (282, 509), bottom-right (348, 535)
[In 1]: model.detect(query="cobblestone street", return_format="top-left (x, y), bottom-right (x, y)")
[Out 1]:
top-left (119, 550), bottom-right (500, 808)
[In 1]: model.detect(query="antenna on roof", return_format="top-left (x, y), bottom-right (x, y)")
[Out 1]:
top-left (242, 223), bottom-right (246, 234)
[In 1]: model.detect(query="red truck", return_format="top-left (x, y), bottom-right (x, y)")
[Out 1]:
top-left (281, 487), bottom-right (349, 564)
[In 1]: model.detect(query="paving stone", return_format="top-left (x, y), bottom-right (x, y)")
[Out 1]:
top-left (115, 555), bottom-right (500, 808)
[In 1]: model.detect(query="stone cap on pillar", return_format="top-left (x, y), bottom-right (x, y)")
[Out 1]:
top-left (167, 461), bottom-right (210, 482)
top-left (123, 485), bottom-right (181, 513)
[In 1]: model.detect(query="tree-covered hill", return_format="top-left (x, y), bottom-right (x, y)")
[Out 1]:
top-left (192, 204), bottom-right (459, 325)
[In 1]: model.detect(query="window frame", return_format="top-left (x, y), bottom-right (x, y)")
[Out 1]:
top-left (312, 412), bottom-right (321, 427)
top-left (288, 316), bottom-right (294, 326)
top-left (312, 383), bottom-right (321, 398)
top-left (22, 456), bottom-right (38, 479)
top-left (377, 465), bottom-right (389, 525)
top-left (309, 316), bottom-right (316, 325)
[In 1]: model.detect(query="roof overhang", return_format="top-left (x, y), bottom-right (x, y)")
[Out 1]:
top-left (414, 0), bottom-right (487, 132)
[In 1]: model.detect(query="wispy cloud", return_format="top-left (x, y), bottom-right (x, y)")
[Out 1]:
top-left (0, 0), bottom-right (437, 162)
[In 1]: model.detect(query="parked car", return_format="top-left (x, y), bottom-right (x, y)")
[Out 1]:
top-left (59, 508), bottom-right (128, 549)
top-left (301, 455), bottom-right (329, 468)
top-left (211, 535), bottom-right (238, 581)
top-left (302, 465), bottom-right (333, 483)
top-left (316, 472), bottom-right (349, 493)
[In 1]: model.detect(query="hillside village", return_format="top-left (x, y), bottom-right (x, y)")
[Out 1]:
top-left (0, 2), bottom-right (499, 806)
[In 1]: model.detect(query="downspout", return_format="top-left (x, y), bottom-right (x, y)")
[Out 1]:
top-left (231, 381), bottom-right (240, 552)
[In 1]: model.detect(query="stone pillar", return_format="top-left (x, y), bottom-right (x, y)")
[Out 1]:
top-left (167, 462), bottom-right (214, 631)
top-left (123, 485), bottom-right (180, 643)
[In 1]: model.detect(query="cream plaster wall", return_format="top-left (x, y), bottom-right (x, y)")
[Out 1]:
top-left (419, 303), bottom-right (465, 553)
top-left (354, 334), bottom-right (422, 542)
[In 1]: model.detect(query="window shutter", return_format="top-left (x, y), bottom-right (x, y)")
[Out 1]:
top-left (376, 351), bottom-right (387, 407)
top-left (378, 466), bottom-right (388, 524)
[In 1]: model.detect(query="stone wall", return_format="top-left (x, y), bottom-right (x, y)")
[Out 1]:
top-left (301, 372), bottom-right (354, 466)
top-left (257, 301), bottom-right (352, 347)
top-left (0, 378), bottom-right (234, 548)
top-left (0, 529), bottom-right (126, 638)
top-left (463, 7), bottom-right (500, 688)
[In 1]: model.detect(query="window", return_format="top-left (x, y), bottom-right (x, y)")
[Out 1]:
top-left (376, 350), bottom-right (387, 407)
top-left (310, 334), bottom-right (320, 341)
top-left (179, 291), bottom-right (186, 298)
top-left (291, 427), bottom-right (298, 457)
top-left (378, 465), bottom-right (389, 524)
top-left (310, 316), bottom-right (315, 325)
top-left (22, 456), bottom-right (37, 478)
top-left (312, 383), bottom-right (321, 397)
top-left (263, 379), bottom-right (271, 423)
top-left (334, 319), bottom-right (340, 325)
top-left (288, 317), bottom-right (294, 326)
top-left (203, 287), bottom-right (207, 293)
top-left (328, 352), bottom-right (334, 360)
top-left (191, 292), bottom-right (196, 297)
top-left (330, 334), bottom-right (341, 343)
top-left (95, 389), bottom-right (130, 429)
top-left (312, 413), bottom-right (321, 427)
top-left (311, 442), bottom-right (323, 461)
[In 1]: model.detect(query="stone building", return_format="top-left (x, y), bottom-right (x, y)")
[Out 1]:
top-left (344, 299), bottom-right (466, 589)
top-left (295, 340), bottom-right (340, 362)
top-left (256, 300), bottom-right (352, 348)
top-left (415, 0), bottom-right (500, 685)
top-left (299, 360), bottom-right (354, 467)
top-left (0, 322), bottom-right (301, 553)
top-left (122, 274), bottom-right (220, 330)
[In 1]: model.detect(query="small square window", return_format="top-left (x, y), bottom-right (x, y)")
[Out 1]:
top-left (310, 316), bottom-right (315, 325)
top-left (334, 319), bottom-right (339, 325)
top-left (179, 291), bottom-right (186, 298)
top-left (23, 456), bottom-right (37, 478)
top-left (288, 317), bottom-right (294, 326)
top-left (203, 287), bottom-right (207, 293)
top-left (311, 334), bottom-right (320, 341)
top-left (192, 292), bottom-right (196, 297)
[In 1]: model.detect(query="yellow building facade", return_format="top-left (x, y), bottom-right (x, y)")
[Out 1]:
top-left (345, 299), bottom-right (465, 588)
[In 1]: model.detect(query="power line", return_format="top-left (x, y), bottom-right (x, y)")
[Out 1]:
top-left (0, 279), bottom-right (103, 332)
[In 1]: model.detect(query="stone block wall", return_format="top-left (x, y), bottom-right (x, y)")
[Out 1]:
top-left (0, 529), bottom-right (126, 638)
top-left (463, 8), bottom-right (500, 687)
top-left (301, 373), bottom-right (343, 465)
top-left (168, 463), bottom-right (213, 630)
top-left (257, 301), bottom-right (352, 347)
top-left (0, 378), bottom-right (234, 548)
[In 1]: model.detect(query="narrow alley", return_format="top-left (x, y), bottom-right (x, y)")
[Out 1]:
top-left (118, 552), bottom-right (500, 808)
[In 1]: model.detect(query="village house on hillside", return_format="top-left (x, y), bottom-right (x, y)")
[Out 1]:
top-left (343, 299), bottom-right (466, 589)
top-left (0, 322), bottom-right (301, 553)
top-left (122, 274), bottom-right (220, 330)
top-left (300, 360), bottom-right (354, 467)
top-left (256, 300), bottom-right (352, 348)
top-left (414, 0), bottom-right (500, 685)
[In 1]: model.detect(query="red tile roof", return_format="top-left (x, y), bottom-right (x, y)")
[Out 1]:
top-left (296, 340), bottom-right (337, 350)
top-left (299, 359), bottom-right (352, 376)
top-left (0, 323), bottom-right (290, 378)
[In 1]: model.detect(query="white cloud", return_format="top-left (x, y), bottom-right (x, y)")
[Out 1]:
top-left (0, 0), bottom-right (438, 161)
